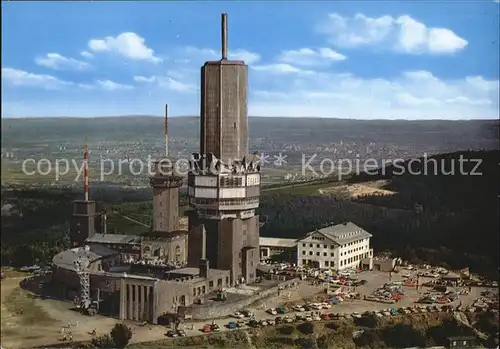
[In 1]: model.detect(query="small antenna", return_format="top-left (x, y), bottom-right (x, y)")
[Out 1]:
top-left (165, 104), bottom-right (169, 157)
top-left (221, 13), bottom-right (228, 59)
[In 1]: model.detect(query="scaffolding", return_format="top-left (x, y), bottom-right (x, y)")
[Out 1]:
top-left (74, 252), bottom-right (91, 309)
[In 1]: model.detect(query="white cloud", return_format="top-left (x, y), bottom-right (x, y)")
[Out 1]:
top-left (181, 46), bottom-right (261, 64)
top-left (88, 32), bottom-right (162, 63)
top-left (133, 74), bottom-right (196, 92)
top-left (318, 13), bottom-right (468, 54)
top-left (1, 67), bottom-right (136, 93)
top-left (80, 51), bottom-right (94, 59)
top-left (277, 48), bottom-right (347, 66)
top-left (250, 70), bottom-right (499, 119)
top-left (34, 53), bottom-right (92, 70)
top-left (1, 67), bottom-right (71, 89)
top-left (251, 63), bottom-right (315, 75)
top-left (96, 80), bottom-right (134, 91)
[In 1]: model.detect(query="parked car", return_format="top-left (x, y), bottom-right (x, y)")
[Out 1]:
top-left (248, 320), bottom-right (260, 327)
top-left (241, 310), bottom-right (254, 318)
top-left (166, 330), bottom-right (178, 337)
top-left (321, 302), bottom-right (332, 309)
top-left (295, 314), bottom-right (305, 321)
top-left (321, 313), bottom-right (331, 321)
top-left (283, 316), bottom-right (294, 323)
top-left (232, 311), bottom-right (245, 319)
top-left (277, 307), bottom-right (288, 314)
top-left (293, 305), bottom-right (305, 312)
top-left (227, 321), bottom-right (237, 329)
top-left (202, 325), bottom-right (212, 333)
top-left (177, 329), bottom-right (186, 337)
top-left (211, 324), bottom-right (220, 332)
top-left (267, 308), bottom-right (278, 315)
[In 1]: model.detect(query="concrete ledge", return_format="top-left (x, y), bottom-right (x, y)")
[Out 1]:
top-left (178, 278), bottom-right (298, 320)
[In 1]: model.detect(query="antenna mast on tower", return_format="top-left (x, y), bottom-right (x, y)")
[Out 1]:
top-left (165, 104), bottom-right (169, 157)
top-left (84, 143), bottom-right (89, 201)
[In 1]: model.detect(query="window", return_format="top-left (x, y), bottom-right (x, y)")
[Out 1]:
top-left (302, 251), bottom-right (306, 255)
top-left (331, 253), bottom-right (334, 257)
top-left (323, 244), bottom-right (327, 249)
top-left (302, 243), bottom-right (306, 247)
top-left (309, 244), bottom-right (313, 248)
top-left (209, 281), bottom-right (214, 288)
top-left (309, 251), bottom-right (313, 255)
top-left (316, 244), bottom-right (320, 248)
top-left (316, 252), bottom-right (320, 256)
top-left (330, 245), bottom-right (334, 249)
top-left (323, 252), bottom-right (327, 257)
top-left (325, 261), bottom-right (329, 267)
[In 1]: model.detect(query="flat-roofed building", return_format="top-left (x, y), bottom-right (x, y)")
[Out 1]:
top-left (259, 237), bottom-right (297, 262)
top-left (297, 222), bottom-right (373, 270)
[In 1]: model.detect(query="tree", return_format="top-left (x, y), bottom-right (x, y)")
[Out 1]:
top-left (91, 334), bottom-right (115, 348)
top-left (110, 323), bottom-right (133, 349)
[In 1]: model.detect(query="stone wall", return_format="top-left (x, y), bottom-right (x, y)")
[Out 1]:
top-left (177, 278), bottom-right (298, 320)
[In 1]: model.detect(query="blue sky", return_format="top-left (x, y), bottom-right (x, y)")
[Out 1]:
top-left (2, 1), bottom-right (499, 119)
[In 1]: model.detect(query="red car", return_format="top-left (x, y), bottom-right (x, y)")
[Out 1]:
top-left (202, 325), bottom-right (212, 333)
top-left (321, 313), bottom-right (331, 321)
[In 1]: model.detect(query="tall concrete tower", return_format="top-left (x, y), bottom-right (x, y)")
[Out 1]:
top-left (150, 104), bottom-right (183, 233)
top-left (200, 13), bottom-right (248, 164)
top-left (187, 13), bottom-right (261, 285)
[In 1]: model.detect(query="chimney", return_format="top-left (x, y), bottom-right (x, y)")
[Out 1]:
top-left (164, 104), bottom-right (169, 157)
top-left (201, 224), bottom-right (207, 260)
top-left (199, 225), bottom-right (209, 278)
top-left (221, 13), bottom-right (228, 59)
top-left (102, 213), bottom-right (107, 234)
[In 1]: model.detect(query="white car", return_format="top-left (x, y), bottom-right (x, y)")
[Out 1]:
top-left (312, 314), bottom-right (321, 321)
top-left (310, 303), bottom-right (322, 310)
top-left (267, 319), bottom-right (276, 325)
top-left (321, 303), bottom-right (332, 309)
top-left (305, 316), bottom-right (313, 322)
top-left (267, 308), bottom-right (278, 315)
top-left (283, 316), bottom-right (293, 323)
top-left (293, 305), bottom-right (305, 312)
top-left (232, 311), bottom-right (245, 319)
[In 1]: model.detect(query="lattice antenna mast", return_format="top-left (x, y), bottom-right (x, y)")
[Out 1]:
top-left (73, 251), bottom-right (91, 308)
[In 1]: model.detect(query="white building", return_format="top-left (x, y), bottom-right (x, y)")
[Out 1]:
top-left (297, 222), bottom-right (373, 270)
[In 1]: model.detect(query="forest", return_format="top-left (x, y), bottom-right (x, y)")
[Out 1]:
top-left (1, 150), bottom-right (499, 276)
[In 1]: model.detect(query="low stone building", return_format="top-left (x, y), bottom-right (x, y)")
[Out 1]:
top-left (259, 237), bottom-right (297, 262)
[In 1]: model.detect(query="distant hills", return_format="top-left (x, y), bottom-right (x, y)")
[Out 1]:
top-left (2, 116), bottom-right (498, 149)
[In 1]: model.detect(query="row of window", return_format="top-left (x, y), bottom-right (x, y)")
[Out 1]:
top-left (341, 245), bottom-right (367, 256)
top-left (220, 177), bottom-right (244, 187)
top-left (302, 243), bottom-right (335, 249)
top-left (194, 198), bottom-right (259, 206)
top-left (302, 259), bottom-right (336, 267)
top-left (341, 239), bottom-right (366, 247)
top-left (339, 252), bottom-right (369, 267)
top-left (302, 251), bottom-right (334, 257)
